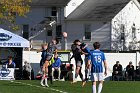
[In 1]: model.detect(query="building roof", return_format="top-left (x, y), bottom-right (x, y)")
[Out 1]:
top-left (31, 0), bottom-right (71, 6)
top-left (67, 0), bottom-right (131, 20)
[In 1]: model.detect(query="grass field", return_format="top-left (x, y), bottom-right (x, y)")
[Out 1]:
top-left (0, 80), bottom-right (140, 93)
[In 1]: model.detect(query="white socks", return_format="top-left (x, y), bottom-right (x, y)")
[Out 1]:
top-left (41, 78), bottom-right (44, 84)
top-left (45, 78), bottom-right (48, 85)
top-left (92, 83), bottom-right (103, 93)
top-left (92, 85), bottom-right (96, 93)
top-left (98, 83), bottom-right (103, 93)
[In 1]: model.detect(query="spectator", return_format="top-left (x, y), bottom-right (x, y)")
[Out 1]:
top-left (112, 61), bottom-right (123, 80)
top-left (52, 54), bottom-right (61, 80)
top-left (126, 61), bottom-right (134, 80)
top-left (135, 61), bottom-right (140, 80)
top-left (23, 61), bottom-right (32, 80)
top-left (5, 56), bottom-right (16, 68)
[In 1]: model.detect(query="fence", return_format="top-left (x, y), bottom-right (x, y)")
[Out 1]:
top-left (23, 51), bottom-right (140, 81)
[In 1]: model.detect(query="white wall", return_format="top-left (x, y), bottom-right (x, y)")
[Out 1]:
top-left (23, 51), bottom-right (140, 80)
top-left (65, 20), bottom-right (111, 50)
top-left (106, 53), bottom-right (137, 78)
top-left (112, 0), bottom-right (140, 51)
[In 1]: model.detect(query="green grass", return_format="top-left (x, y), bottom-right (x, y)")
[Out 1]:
top-left (0, 80), bottom-right (140, 93)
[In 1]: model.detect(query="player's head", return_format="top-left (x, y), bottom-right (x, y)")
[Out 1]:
top-left (80, 43), bottom-right (86, 49)
top-left (42, 43), bottom-right (48, 50)
top-left (8, 56), bottom-right (13, 63)
top-left (93, 42), bottom-right (100, 49)
top-left (129, 61), bottom-right (133, 66)
top-left (73, 39), bottom-right (81, 45)
top-left (52, 38), bottom-right (59, 45)
top-left (116, 61), bottom-right (119, 65)
top-left (54, 54), bottom-right (58, 59)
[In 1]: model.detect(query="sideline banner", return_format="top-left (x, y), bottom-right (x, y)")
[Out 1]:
top-left (0, 28), bottom-right (30, 47)
top-left (0, 67), bottom-right (15, 80)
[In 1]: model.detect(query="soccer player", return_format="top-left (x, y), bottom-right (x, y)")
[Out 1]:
top-left (79, 43), bottom-right (91, 87)
top-left (40, 44), bottom-right (49, 87)
top-left (40, 39), bottom-right (58, 87)
top-left (71, 40), bottom-right (83, 83)
top-left (88, 42), bottom-right (107, 93)
top-left (74, 40), bottom-right (91, 86)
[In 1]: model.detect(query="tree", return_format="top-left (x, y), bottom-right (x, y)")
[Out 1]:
top-left (0, 0), bottom-right (31, 30)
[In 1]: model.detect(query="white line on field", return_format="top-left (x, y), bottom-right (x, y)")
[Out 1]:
top-left (10, 81), bottom-right (68, 93)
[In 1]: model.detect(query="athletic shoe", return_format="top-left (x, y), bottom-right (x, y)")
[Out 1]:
top-left (45, 84), bottom-right (49, 87)
top-left (82, 81), bottom-right (86, 87)
top-left (71, 80), bottom-right (77, 84)
top-left (40, 82), bottom-right (45, 87)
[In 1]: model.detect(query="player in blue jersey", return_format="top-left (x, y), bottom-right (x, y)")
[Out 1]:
top-left (88, 42), bottom-right (107, 93)
top-left (40, 44), bottom-right (49, 87)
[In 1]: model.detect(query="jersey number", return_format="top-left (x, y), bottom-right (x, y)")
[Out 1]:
top-left (94, 56), bottom-right (101, 63)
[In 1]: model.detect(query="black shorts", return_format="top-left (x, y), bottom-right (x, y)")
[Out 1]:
top-left (76, 61), bottom-right (82, 67)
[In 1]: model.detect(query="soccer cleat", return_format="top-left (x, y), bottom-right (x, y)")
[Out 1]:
top-left (82, 81), bottom-right (86, 87)
top-left (40, 82), bottom-right (45, 87)
top-left (71, 80), bottom-right (77, 84)
top-left (45, 84), bottom-right (49, 87)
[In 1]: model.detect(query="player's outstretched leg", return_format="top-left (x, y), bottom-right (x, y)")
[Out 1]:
top-left (82, 68), bottom-right (88, 87)
top-left (92, 81), bottom-right (96, 93)
top-left (41, 61), bottom-right (49, 87)
top-left (45, 75), bottom-right (49, 87)
top-left (82, 66), bottom-right (91, 87)
top-left (40, 73), bottom-right (45, 87)
top-left (71, 66), bottom-right (80, 84)
top-left (97, 81), bottom-right (103, 93)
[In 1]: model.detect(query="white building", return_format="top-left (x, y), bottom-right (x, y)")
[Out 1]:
top-left (65, 0), bottom-right (140, 51)
top-left (1, 0), bottom-right (140, 51)
top-left (0, 0), bottom-right (70, 49)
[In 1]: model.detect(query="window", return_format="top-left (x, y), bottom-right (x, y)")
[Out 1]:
top-left (23, 24), bottom-right (29, 39)
top-left (56, 25), bottom-right (62, 39)
top-left (132, 24), bottom-right (136, 39)
top-left (47, 30), bottom-right (52, 36)
top-left (84, 24), bottom-right (91, 40)
top-left (51, 7), bottom-right (57, 16)
top-left (120, 24), bottom-right (125, 40)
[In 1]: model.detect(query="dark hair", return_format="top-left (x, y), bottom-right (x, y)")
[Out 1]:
top-left (8, 56), bottom-right (13, 60)
top-left (73, 39), bottom-right (80, 45)
top-left (55, 38), bottom-right (59, 44)
top-left (93, 42), bottom-right (100, 49)
top-left (52, 38), bottom-right (59, 45)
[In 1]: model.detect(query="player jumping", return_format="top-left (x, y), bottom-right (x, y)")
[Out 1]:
top-left (40, 44), bottom-right (49, 87)
top-left (71, 40), bottom-right (83, 83)
top-left (88, 42), bottom-right (107, 93)
top-left (40, 39), bottom-right (58, 87)
top-left (73, 40), bottom-right (91, 86)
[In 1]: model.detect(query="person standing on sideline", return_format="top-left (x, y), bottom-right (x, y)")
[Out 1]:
top-left (88, 42), bottom-right (107, 93)
top-left (23, 61), bottom-right (32, 80)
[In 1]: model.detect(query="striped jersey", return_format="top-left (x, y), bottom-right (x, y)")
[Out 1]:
top-left (89, 50), bottom-right (106, 73)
